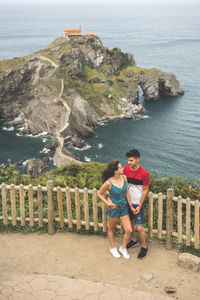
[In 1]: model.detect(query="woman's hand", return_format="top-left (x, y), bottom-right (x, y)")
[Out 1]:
top-left (107, 199), bottom-right (117, 210)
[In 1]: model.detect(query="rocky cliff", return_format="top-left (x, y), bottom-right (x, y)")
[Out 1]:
top-left (0, 35), bottom-right (184, 167)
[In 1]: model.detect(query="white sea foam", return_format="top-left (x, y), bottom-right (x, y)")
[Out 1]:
top-left (142, 115), bottom-right (150, 119)
top-left (74, 144), bottom-right (91, 151)
top-left (26, 131), bottom-right (49, 138)
top-left (16, 126), bottom-right (25, 131)
top-left (97, 143), bottom-right (103, 149)
top-left (22, 160), bottom-right (28, 166)
top-left (84, 156), bottom-right (91, 162)
top-left (40, 148), bottom-right (50, 154)
top-left (2, 126), bottom-right (14, 131)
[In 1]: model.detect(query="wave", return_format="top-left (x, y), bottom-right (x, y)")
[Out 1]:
top-left (84, 156), bottom-right (91, 162)
top-left (73, 144), bottom-right (91, 151)
top-left (146, 38), bottom-right (200, 47)
top-left (40, 148), bottom-right (51, 154)
top-left (25, 131), bottom-right (49, 138)
top-left (2, 126), bottom-right (14, 131)
top-left (22, 160), bottom-right (28, 166)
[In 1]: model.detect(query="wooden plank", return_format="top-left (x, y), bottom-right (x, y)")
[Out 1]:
top-left (194, 200), bottom-right (199, 249)
top-left (83, 188), bottom-right (90, 230)
top-left (57, 186), bottom-right (64, 227)
top-left (19, 184), bottom-right (25, 226)
top-left (93, 188), bottom-right (98, 232)
top-left (66, 188), bottom-right (72, 229)
top-left (75, 187), bottom-right (81, 230)
top-left (148, 192), bottom-right (153, 238)
top-left (157, 192), bottom-right (163, 239)
top-left (10, 184), bottom-right (16, 226)
top-left (102, 202), bottom-right (107, 233)
top-left (186, 197), bottom-right (191, 246)
top-left (166, 188), bottom-right (174, 250)
top-left (1, 183), bottom-right (8, 225)
top-left (37, 185), bottom-right (43, 227)
top-left (28, 184), bottom-right (34, 226)
top-left (177, 196), bottom-right (183, 244)
top-left (47, 180), bottom-right (54, 235)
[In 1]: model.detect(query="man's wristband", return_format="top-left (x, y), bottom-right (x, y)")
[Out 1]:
top-left (138, 204), bottom-right (142, 208)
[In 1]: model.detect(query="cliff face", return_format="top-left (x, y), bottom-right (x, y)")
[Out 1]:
top-left (0, 35), bottom-right (184, 166)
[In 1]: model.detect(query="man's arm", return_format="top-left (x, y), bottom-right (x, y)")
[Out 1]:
top-left (134, 185), bottom-right (149, 214)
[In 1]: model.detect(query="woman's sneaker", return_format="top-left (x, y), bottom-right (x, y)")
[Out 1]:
top-left (119, 246), bottom-right (130, 259)
top-left (126, 240), bottom-right (139, 249)
top-left (110, 247), bottom-right (120, 258)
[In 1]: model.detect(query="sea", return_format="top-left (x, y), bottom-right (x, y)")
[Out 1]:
top-left (0, 3), bottom-right (199, 182)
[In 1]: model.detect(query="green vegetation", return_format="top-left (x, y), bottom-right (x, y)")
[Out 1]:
top-left (0, 161), bottom-right (199, 197)
top-left (0, 57), bottom-right (26, 74)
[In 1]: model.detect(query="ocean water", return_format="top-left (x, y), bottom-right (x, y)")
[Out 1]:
top-left (0, 4), bottom-right (199, 182)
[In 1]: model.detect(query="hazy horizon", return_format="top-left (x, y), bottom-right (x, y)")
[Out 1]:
top-left (0, 0), bottom-right (199, 4)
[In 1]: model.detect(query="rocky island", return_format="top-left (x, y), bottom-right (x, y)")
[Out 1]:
top-left (0, 35), bottom-right (184, 168)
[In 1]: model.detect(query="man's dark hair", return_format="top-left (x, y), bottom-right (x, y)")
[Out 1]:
top-left (126, 149), bottom-right (140, 158)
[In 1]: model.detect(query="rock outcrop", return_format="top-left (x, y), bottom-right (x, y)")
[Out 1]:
top-left (0, 35), bottom-right (184, 167)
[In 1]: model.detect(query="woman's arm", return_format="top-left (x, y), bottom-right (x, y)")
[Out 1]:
top-left (97, 181), bottom-right (117, 209)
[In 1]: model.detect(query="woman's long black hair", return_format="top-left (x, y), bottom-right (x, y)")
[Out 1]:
top-left (102, 160), bottom-right (120, 182)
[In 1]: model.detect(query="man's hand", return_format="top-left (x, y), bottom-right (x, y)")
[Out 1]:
top-left (130, 206), bottom-right (136, 214)
top-left (134, 205), bottom-right (141, 214)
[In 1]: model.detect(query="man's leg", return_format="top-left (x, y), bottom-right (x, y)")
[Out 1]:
top-left (126, 208), bottom-right (140, 249)
top-left (136, 225), bottom-right (147, 248)
top-left (131, 220), bottom-right (137, 241)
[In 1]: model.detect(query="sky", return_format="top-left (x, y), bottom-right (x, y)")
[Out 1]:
top-left (0, 0), bottom-right (199, 4)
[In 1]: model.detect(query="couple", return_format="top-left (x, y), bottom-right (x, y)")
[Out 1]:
top-left (97, 149), bottom-right (149, 260)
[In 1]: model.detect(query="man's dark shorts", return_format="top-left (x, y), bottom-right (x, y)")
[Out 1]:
top-left (128, 204), bottom-right (144, 226)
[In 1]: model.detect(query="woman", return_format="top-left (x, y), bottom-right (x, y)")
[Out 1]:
top-left (97, 160), bottom-right (134, 259)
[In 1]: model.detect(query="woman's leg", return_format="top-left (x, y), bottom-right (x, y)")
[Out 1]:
top-left (120, 215), bottom-right (133, 249)
top-left (107, 216), bottom-right (118, 248)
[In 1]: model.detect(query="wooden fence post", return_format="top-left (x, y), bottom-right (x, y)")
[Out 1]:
top-left (10, 184), bottom-right (16, 226)
top-left (37, 185), bottom-right (43, 228)
top-left (1, 183), bottom-right (8, 225)
top-left (83, 188), bottom-right (90, 230)
top-left (19, 184), bottom-right (25, 226)
top-left (186, 197), bottom-right (191, 246)
top-left (166, 188), bottom-right (174, 250)
top-left (47, 180), bottom-right (54, 234)
top-left (28, 184), bottom-right (34, 227)
top-left (194, 200), bottom-right (199, 249)
top-left (75, 187), bottom-right (81, 230)
top-left (157, 192), bottom-right (163, 239)
top-left (148, 192), bottom-right (153, 238)
top-left (93, 188), bottom-right (98, 232)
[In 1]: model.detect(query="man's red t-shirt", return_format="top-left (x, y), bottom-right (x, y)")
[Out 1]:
top-left (123, 165), bottom-right (150, 205)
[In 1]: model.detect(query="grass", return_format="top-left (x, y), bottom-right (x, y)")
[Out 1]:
top-left (178, 243), bottom-right (200, 257)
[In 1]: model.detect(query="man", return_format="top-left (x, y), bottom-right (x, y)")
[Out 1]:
top-left (123, 149), bottom-right (150, 259)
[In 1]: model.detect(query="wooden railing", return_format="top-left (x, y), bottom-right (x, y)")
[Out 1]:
top-left (0, 181), bottom-right (199, 250)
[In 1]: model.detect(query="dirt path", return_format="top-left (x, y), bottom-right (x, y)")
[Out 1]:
top-left (0, 232), bottom-right (199, 299)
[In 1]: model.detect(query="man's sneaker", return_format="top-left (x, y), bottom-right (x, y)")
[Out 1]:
top-left (126, 240), bottom-right (139, 249)
top-left (110, 247), bottom-right (120, 258)
top-left (119, 246), bottom-right (130, 259)
top-left (137, 247), bottom-right (148, 259)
